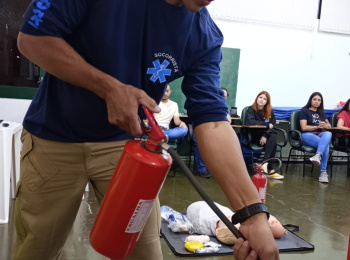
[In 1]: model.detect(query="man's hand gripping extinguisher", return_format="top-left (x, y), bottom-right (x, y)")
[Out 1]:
top-left (90, 106), bottom-right (173, 259)
top-left (252, 158), bottom-right (282, 203)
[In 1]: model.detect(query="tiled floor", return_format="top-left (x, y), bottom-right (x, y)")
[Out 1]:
top-left (1, 163), bottom-right (349, 260)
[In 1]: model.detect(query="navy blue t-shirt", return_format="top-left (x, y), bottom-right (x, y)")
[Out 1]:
top-left (20, 0), bottom-right (227, 142)
top-left (299, 108), bottom-right (322, 132)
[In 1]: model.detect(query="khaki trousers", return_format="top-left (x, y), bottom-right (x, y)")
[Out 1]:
top-left (13, 129), bottom-right (162, 260)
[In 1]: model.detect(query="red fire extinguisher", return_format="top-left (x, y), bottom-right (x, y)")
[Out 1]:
top-left (252, 163), bottom-right (267, 203)
top-left (90, 105), bottom-right (172, 259)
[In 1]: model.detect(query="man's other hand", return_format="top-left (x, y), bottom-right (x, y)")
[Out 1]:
top-left (234, 214), bottom-right (279, 260)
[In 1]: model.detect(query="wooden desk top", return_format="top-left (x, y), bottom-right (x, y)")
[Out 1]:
top-left (231, 125), bottom-right (267, 129)
top-left (328, 127), bottom-right (350, 133)
top-left (179, 114), bottom-right (241, 119)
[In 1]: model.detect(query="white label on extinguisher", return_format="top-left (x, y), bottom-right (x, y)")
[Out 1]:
top-left (258, 187), bottom-right (266, 203)
top-left (125, 199), bottom-right (155, 233)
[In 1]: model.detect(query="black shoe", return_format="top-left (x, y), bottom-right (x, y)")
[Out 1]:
top-left (195, 170), bottom-right (211, 178)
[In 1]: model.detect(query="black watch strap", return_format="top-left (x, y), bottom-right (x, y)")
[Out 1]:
top-left (231, 203), bottom-right (270, 224)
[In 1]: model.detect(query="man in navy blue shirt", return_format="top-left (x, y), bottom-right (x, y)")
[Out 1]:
top-left (15, 0), bottom-right (279, 259)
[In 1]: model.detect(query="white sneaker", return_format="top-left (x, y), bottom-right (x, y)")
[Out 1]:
top-left (310, 154), bottom-right (321, 167)
top-left (319, 172), bottom-right (329, 183)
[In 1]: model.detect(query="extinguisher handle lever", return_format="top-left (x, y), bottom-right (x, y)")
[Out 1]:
top-left (142, 105), bottom-right (166, 150)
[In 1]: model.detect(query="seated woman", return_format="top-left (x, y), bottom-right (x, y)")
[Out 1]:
top-left (246, 91), bottom-right (283, 180)
top-left (186, 201), bottom-right (286, 245)
top-left (336, 98), bottom-right (350, 148)
top-left (299, 92), bottom-right (332, 183)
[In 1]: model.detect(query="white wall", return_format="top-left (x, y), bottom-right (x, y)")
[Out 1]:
top-left (213, 18), bottom-right (350, 114)
top-left (0, 98), bottom-right (31, 123)
top-left (2, 18), bottom-right (350, 122)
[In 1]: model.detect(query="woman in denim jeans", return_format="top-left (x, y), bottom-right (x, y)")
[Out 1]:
top-left (299, 92), bottom-right (332, 183)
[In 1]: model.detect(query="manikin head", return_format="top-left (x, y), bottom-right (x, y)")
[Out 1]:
top-left (268, 215), bottom-right (286, 238)
top-left (215, 214), bottom-right (286, 244)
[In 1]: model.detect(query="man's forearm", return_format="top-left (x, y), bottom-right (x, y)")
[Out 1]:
top-left (194, 121), bottom-right (261, 210)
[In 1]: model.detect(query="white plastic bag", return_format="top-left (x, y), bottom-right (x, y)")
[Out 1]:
top-left (161, 205), bottom-right (195, 234)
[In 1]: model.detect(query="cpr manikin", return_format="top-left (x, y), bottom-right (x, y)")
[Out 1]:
top-left (187, 201), bottom-right (286, 245)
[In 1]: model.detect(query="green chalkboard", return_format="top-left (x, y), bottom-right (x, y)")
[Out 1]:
top-left (168, 47), bottom-right (240, 114)
top-left (1, 48), bottom-right (240, 105)
top-left (0, 85), bottom-right (38, 99)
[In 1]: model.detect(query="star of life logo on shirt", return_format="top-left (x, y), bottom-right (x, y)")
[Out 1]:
top-left (147, 53), bottom-right (179, 83)
top-left (147, 59), bottom-right (172, 83)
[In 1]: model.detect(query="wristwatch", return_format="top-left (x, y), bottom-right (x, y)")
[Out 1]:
top-left (231, 203), bottom-right (270, 224)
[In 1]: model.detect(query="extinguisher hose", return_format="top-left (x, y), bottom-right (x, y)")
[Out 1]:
top-left (163, 144), bottom-right (245, 241)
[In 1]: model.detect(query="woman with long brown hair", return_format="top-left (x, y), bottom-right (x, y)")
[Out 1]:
top-left (299, 92), bottom-right (332, 183)
top-left (246, 91), bottom-right (283, 179)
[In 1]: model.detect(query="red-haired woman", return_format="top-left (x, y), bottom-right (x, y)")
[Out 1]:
top-left (246, 91), bottom-right (283, 179)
